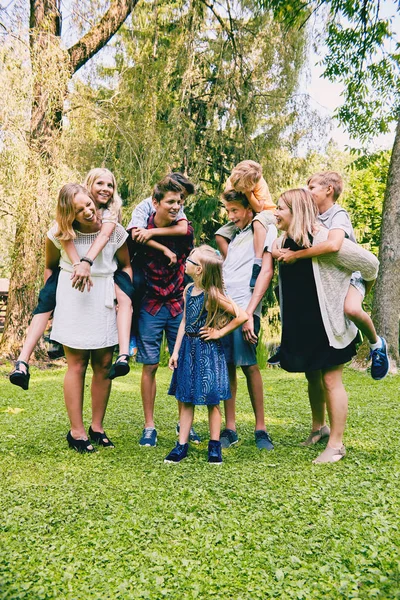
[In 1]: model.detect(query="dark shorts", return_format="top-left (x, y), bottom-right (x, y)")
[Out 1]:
top-left (114, 269), bottom-right (135, 300)
top-left (33, 268), bottom-right (60, 315)
top-left (222, 315), bottom-right (261, 366)
top-left (136, 305), bottom-right (183, 364)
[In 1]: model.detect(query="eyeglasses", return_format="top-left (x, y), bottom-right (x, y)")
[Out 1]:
top-left (186, 257), bottom-right (200, 266)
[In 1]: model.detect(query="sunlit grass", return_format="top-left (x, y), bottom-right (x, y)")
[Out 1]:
top-left (0, 362), bottom-right (399, 599)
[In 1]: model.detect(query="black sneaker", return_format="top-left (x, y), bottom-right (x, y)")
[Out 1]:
top-left (220, 428), bottom-right (238, 448)
top-left (267, 347), bottom-right (281, 366)
top-left (370, 336), bottom-right (390, 380)
top-left (164, 442), bottom-right (188, 463)
top-left (208, 440), bottom-right (222, 464)
top-left (250, 263), bottom-right (262, 289)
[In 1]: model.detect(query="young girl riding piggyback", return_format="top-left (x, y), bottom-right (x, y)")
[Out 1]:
top-left (165, 245), bottom-right (248, 465)
top-left (9, 168), bottom-right (133, 390)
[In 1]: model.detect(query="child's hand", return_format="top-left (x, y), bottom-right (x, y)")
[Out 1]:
top-left (164, 249), bottom-right (177, 266)
top-left (199, 326), bottom-right (221, 341)
top-left (169, 354), bottom-right (178, 370)
top-left (132, 228), bottom-right (153, 244)
top-left (278, 249), bottom-right (297, 264)
top-left (71, 262), bottom-right (93, 292)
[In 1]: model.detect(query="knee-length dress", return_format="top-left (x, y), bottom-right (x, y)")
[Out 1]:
top-left (279, 237), bottom-right (357, 373)
top-left (49, 224), bottom-right (128, 350)
top-left (168, 286), bottom-right (231, 405)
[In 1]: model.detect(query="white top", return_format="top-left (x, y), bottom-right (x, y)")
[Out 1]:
top-left (127, 196), bottom-right (186, 230)
top-left (318, 204), bottom-right (356, 242)
top-left (48, 223), bottom-right (128, 349)
top-left (223, 224), bottom-right (277, 317)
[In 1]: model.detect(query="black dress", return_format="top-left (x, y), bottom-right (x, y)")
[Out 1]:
top-left (279, 237), bottom-right (357, 373)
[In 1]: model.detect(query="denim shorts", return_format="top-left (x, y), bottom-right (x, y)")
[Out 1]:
top-left (350, 271), bottom-right (366, 300)
top-left (136, 305), bottom-right (183, 364)
top-left (33, 268), bottom-right (60, 315)
top-left (222, 315), bottom-right (260, 366)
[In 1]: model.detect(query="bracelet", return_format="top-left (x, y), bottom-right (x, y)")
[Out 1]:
top-left (72, 262), bottom-right (81, 268)
top-left (80, 256), bottom-right (93, 266)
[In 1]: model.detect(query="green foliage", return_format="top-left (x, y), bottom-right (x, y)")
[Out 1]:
top-left (1, 364), bottom-right (400, 598)
top-left (65, 0), bottom-right (309, 240)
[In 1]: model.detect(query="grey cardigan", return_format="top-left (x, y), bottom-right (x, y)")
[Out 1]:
top-left (277, 228), bottom-right (379, 349)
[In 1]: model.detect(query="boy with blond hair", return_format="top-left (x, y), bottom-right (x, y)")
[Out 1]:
top-left (277, 170), bottom-right (389, 382)
top-left (215, 160), bottom-right (276, 288)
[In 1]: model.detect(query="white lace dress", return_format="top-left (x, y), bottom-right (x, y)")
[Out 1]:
top-left (48, 224), bottom-right (128, 349)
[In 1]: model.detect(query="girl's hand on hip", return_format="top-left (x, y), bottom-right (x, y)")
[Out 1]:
top-left (169, 354), bottom-right (178, 370)
top-left (200, 327), bottom-right (220, 341)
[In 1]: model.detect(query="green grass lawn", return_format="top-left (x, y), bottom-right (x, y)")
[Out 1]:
top-left (0, 362), bottom-right (399, 599)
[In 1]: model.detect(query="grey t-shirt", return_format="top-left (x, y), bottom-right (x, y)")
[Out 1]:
top-left (318, 204), bottom-right (356, 243)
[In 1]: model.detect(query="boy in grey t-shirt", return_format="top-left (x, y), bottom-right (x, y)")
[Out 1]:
top-left (277, 171), bottom-right (389, 382)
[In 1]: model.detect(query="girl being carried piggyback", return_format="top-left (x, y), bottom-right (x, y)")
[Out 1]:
top-left (165, 245), bottom-right (248, 465)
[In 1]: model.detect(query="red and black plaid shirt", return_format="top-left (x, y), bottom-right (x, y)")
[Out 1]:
top-left (138, 214), bottom-right (194, 317)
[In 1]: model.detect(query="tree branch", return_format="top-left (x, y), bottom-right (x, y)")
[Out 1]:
top-left (67, 0), bottom-right (139, 74)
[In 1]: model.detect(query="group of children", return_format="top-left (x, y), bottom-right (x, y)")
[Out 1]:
top-left (9, 161), bottom-right (389, 464)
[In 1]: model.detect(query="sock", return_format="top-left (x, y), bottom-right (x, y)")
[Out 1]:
top-left (254, 258), bottom-right (262, 266)
top-left (369, 338), bottom-right (382, 350)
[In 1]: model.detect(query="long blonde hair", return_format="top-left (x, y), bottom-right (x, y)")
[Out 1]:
top-left (55, 183), bottom-right (95, 241)
top-left (192, 245), bottom-right (238, 329)
top-left (83, 168), bottom-right (122, 223)
top-left (279, 188), bottom-right (319, 248)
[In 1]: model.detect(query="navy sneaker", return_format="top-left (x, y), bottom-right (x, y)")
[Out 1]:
top-left (370, 336), bottom-right (390, 380)
top-left (250, 263), bottom-right (262, 289)
top-left (164, 442), bottom-right (188, 463)
top-left (208, 440), bottom-right (222, 464)
top-left (220, 428), bottom-right (238, 448)
top-left (176, 423), bottom-right (201, 444)
top-left (267, 347), bottom-right (281, 366)
top-left (139, 427), bottom-right (157, 447)
top-left (255, 430), bottom-right (274, 450)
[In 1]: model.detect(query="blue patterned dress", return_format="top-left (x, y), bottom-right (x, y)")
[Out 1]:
top-left (168, 285), bottom-right (231, 405)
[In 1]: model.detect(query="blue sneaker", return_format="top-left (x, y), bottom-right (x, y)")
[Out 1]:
top-left (208, 440), bottom-right (222, 464)
top-left (220, 428), bottom-right (238, 448)
top-left (176, 423), bottom-right (201, 444)
top-left (164, 442), bottom-right (188, 463)
top-left (139, 427), bottom-right (157, 447)
top-left (255, 430), bottom-right (274, 450)
top-left (370, 336), bottom-right (390, 380)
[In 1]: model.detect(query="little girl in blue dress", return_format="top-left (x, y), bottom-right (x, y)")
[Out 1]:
top-left (165, 245), bottom-right (248, 464)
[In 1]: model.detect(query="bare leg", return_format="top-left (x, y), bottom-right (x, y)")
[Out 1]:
top-left (252, 220), bottom-right (266, 259)
top-left (321, 364), bottom-right (347, 448)
top-left (90, 346), bottom-right (113, 434)
top-left (115, 285), bottom-right (132, 357)
top-left (63, 346), bottom-right (91, 441)
top-left (17, 311), bottom-right (52, 369)
top-left (305, 370), bottom-right (326, 430)
top-left (344, 285), bottom-right (378, 344)
top-left (178, 402), bottom-right (194, 444)
top-left (242, 364), bottom-right (266, 431)
top-left (141, 363), bottom-right (159, 428)
top-left (215, 235), bottom-right (229, 260)
top-left (208, 405), bottom-right (221, 440)
top-left (223, 363), bottom-right (237, 430)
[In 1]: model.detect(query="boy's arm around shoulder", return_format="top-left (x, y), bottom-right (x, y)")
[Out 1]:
top-left (199, 292), bottom-right (248, 341)
top-left (247, 176), bottom-right (274, 212)
top-left (279, 229), bottom-right (345, 264)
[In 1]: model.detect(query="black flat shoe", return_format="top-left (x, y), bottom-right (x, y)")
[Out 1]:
top-left (67, 431), bottom-right (96, 453)
top-left (107, 354), bottom-right (130, 380)
top-left (88, 426), bottom-right (115, 448)
top-left (9, 360), bottom-right (30, 390)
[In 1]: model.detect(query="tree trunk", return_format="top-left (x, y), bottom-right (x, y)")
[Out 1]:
top-left (0, 0), bottom-right (138, 359)
top-left (371, 116), bottom-right (400, 370)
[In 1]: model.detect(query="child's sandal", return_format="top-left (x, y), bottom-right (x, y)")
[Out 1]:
top-left (107, 354), bottom-right (130, 380)
top-left (9, 360), bottom-right (30, 391)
